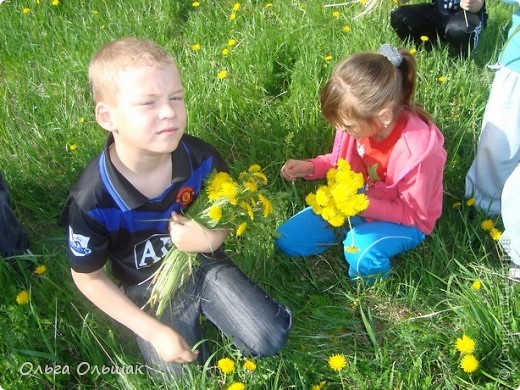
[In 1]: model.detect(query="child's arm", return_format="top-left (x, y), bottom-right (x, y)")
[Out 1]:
top-left (169, 212), bottom-right (229, 253)
top-left (280, 159), bottom-right (315, 181)
top-left (71, 268), bottom-right (199, 363)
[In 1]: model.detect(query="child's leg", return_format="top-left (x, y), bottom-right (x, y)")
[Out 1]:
top-left (196, 254), bottom-right (291, 357)
top-left (343, 221), bottom-right (425, 281)
top-left (465, 67), bottom-right (520, 215)
top-left (501, 165), bottom-right (520, 273)
top-left (275, 207), bottom-right (338, 256)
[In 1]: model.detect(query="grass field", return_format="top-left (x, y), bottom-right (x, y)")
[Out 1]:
top-left (1, 0), bottom-right (519, 389)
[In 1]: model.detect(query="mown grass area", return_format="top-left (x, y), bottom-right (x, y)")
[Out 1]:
top-left (1, 1), bottom-right (518, 389)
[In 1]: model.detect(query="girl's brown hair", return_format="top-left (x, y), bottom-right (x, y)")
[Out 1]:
top-left (320, 48), bottom-right (430, 129)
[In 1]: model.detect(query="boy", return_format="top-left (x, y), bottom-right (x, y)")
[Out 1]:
top-left (60, 37), bottom-right (291, 377)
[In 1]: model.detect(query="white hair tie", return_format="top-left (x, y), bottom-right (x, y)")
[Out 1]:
top-left (379, 44), bottom-right (403, 67)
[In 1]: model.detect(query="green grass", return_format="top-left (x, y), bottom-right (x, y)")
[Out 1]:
top-left (1, 0), bottom-right (519, 389)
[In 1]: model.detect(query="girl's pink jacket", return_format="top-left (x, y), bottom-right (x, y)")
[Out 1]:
top-left (306, 111), bottom-right (447, 234)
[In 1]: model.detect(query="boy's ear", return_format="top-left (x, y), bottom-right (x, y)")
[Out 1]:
top-left (378, 107), bottom-right (394, 128)
top-left (95, 102), bottom-right (116, 132)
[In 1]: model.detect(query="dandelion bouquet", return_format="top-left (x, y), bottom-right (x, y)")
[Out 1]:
top-left (305, 158), bottom-right (369, 251)
top-left (149, 164), bottom-right (274, 316)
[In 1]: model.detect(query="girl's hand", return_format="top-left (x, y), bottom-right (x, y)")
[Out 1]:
top-left (280, 159), bottom-right (314, 181)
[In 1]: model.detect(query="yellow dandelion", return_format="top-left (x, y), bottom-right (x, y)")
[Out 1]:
top-left (228, 38), bottom-right (237, 47)
top-left (244, 180), bottom-right (258, 193)
top-left (52, 0), bottom-right (59, 5)
top-left (192, 1), bottom-right (200, 6)
top-left (69, 144), bottom-right (78, 151)
top-left (311, 382), bottom-right (327, 390)
top-left (324, 55), bottom-right (333, 62)
top-left (192, 43), bottom-right (201, 51)
top-left (217, 357), bottom-right (235, 374)
top-left (34, 265), bottom-right (47, 275)
top-left (409, 48), bottom-right (417, 55)
top-left (460, 354), bottom-right (479, 374)
top-left (471, 280), bottom-right (482, 291)
top-left (229, 12), bottom-right (236, 20)
top-left (345, 245), bottom-right (359, 253)
top-left (233, 2), bottom-right (240, 11)
top-left (228, 382), bottom-right (245, 390)
top-left (455, 335), bottom-right (475, 355)
top-left (332, 11), bottom-right (340, 18)
top-left (360, 0), bottom-right (367, 4)
top-left (437, 76), bottom-right (447, 83)
top-left (241, 201), bottom-right (255, 220)
top-left (218, 69), bottom-right (228, 80)
top-left (243, 359), bottom-right (256, 371)
top-left (481, 219), bottom-right (494, 231)
top-left (253, 172), bottom-right (268, 185)
top-left (466, 197), bottom-right (475, 206)
top-left (222, 48), bottom-right (230, 56)
top-left (23, 7), bottom-right (31, 13)
top-left (258, 194), bottom-right (273, 217)
top-left (328, 354), bottom-right (347, 372)
top-left (16, 290), bottom-right (30, 305)
top-left (420, 35), bottom-right (429, 42)
top-left (265, 3), bottom-right (273, 8)
top-left (236, 222), bottom-right (247, 237)
top-left (208, 205), bottom-right (223, 223)
top-left (489, 228), bottom-right (502, 241)
top-left (248, 164), bottom-right (261, 173)
top-left (342, 25), bottom-right (351, 33)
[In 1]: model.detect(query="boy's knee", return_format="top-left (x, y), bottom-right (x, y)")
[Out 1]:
top-left (246, 306), bottom-right (291, 357)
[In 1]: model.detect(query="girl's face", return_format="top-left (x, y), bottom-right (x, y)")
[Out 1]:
top-left (97, 61), bottom-right (187, 156)
top-left (337, 118), bottom-right (380, 140)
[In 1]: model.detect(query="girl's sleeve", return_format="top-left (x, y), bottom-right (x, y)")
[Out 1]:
top-left (360, 157), bottom-right (445, 234)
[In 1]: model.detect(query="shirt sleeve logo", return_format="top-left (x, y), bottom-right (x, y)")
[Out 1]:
top-left (68, 227), bottom-right (92, 257)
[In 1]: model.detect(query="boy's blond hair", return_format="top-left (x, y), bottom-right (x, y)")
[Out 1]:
top-left (88, 37), bottom-right (175, 104)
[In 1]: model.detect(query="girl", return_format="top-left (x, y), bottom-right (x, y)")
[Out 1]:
top-left (276, 44), bottom-right (447, 282)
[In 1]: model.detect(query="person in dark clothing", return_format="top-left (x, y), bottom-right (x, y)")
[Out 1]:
top-left (390, 0), bottom-right (487, 57)
top-left (0, 172), bottom-right (28, 259)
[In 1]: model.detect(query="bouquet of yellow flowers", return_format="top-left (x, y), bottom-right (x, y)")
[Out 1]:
top-left (149, 164), bottom-right (274, 316)
top-left (305, 158), bottom-right (369, 252)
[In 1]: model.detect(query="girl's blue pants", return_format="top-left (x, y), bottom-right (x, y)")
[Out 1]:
top-left (275, 207), bottom-right (425, 281)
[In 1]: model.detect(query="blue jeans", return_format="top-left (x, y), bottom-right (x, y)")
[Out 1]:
top-left (275, 207), bottom-right (425, 281)
top-left (125, 249), bottom-right (292, 377)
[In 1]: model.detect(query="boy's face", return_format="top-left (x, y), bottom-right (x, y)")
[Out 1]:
top-left (97, 60), bottom-right (187, 156)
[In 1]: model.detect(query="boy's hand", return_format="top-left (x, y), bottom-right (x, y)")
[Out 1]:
top-left (169, 212), bottom-right (228, 252)
top-left (280, 159), bottom-right (314, 181)
top-left (150, 325), bottom-right (199, 363)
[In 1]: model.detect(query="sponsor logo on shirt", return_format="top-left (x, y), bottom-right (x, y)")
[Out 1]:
top-left (134, 234), bottom-right (171, 269)
top-left (68, 227), bottom-right (92, 257)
